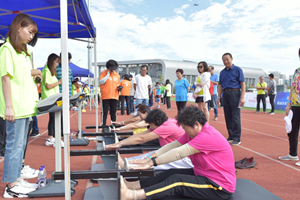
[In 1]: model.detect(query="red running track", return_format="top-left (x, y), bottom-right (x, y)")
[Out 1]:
top-left (0, 101), bottom-right (298, 200)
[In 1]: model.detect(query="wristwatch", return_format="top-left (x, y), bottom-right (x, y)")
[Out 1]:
top-left (151, 157), bottom-right (157, 166)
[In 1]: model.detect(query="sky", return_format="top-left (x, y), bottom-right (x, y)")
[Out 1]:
top-left (30, 0), bottom-right (300, 77)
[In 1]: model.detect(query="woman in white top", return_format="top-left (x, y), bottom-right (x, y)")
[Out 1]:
top-left (192, 61), bottom-right (211, 122)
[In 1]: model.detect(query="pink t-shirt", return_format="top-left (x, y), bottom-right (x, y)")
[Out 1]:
top-left (177, 122), bottom-right (236, 193)
top-left (149, 118), bottom-right (185, 147)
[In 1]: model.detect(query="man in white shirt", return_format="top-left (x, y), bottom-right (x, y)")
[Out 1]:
top-left (134, 65), bottom-right (152, 106)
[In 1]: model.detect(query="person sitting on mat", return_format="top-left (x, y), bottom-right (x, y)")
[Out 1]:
top-left (120, 106), bottom-right (236, 200)
top-left (106, 109), bottom-right (194, 170)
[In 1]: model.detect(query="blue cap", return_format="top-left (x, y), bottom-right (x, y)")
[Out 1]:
top-left (129, 74), bottom-right (133, 78)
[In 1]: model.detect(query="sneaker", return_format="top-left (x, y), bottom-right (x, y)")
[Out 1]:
top-left (255, 111), bottom-right (259, 113)
top-left (214, 117), bottom-right (218, 121)
top-left (29, 131), bottom-right (40, 138)
top-left (295, 161), bottom-right (300, 166)
top-left (235, 157), bottom-right (256, 169)
top-left (3, 182), bottom-right (36, 198)
top-left (45, 137), bottom-right (55, 146)
top-left (157, 105), bottom-right (160, 108)
top-left (231, 141), bottom-right (241, 146)
top-left (235, 157), bottom-right (247, 165)
top-left (279, 154), bottom-right (299, 161)
top-left (268, 112), bottom-right (275, 115)
top-left (165, 108), bottom-right (170, 110)
top-left (21, 165), bottom-right (39, 179)
top-left (227, 138), bottom-right (233, 143)
top-left (19, 179), bottom-right (38, 189)
top-left (263, 111), bottom-right (267, 113)
top-left (53, 139), bottom-right (64, 148)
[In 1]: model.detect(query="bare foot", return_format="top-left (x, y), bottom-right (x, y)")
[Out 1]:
top-left (118, 153), bottom-right (125, 168)
top-left (120, 176), bottom-right (134, 200)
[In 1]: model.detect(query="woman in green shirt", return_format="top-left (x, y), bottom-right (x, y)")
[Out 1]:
top-left (83, 84), bottom-right (90, 105)
top-left (41, 54), bottom-right (62, 147)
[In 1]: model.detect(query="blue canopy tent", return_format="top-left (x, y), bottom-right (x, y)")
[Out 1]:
top-left (38, 62), bottom-right (94, 78)
top-left (0, 1), bottom-right (99, 199)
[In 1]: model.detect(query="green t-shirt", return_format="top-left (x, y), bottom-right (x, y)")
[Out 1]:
top-left (41, 65), bottom-right (59, 100)
top-left (291, 67), bottom-right (300, 106)
top-left (166, 83), bottom-right (172, 97)
top-left (84, 87), bottom-right (90, 96)
top-left (0, 39), bottom-right (38, 119)
top-left (72, 84), bottom-right (77, 96)
top-left (256, 82), bottom-right (267, 95)
top-left (160, 86), bottom-right (165, 93)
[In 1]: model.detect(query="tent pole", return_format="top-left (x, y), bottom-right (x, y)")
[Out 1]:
top-left (87, 0), bottom-right (92, 111)
top-left (94, 38), bottom-right (98, 132)
top-left (60, 0), bottom-right (71, 199)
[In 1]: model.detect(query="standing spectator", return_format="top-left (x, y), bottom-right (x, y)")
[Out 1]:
top-left (208, 66), bottom-right (219, 121)
top-left (148, 84), bottom-right (154, 107)
top-left (71, 80), bottom-right (77, 96)
top-left (134, 65), bottom-right (152, 106)
top-left (0, 13), bottom-right (40, 196)
top-left (160, 83), bottom-right (165, 105)
top-left (155, 82), bottom-right (161, 108)
top-left (175, 69), bottom-right (189, 114)
top-left (255, 76), bottom-right (267, 113)
top-left (129, 74), bottom-right (135, 114)
top-left (165, 80), bottom-right (172, 110)
top-left (99, 60), bottom-right (120, 126)
top-left (192, 62), bottom-right (211, 122)
top-left (120, 74), bottom-right (131, 115)
top-left (279, 48), bottom-right (300, 165)
top-left (267, 73), bottom-right (276, 115)
top-left (217, 53), bottom-right (245, 146)
top-left (83, 84), bottom-right (90, 105)
top-left (42, 54), bottom-right (63, 147)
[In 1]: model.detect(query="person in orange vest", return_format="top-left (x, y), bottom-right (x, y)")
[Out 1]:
top-left (99, 60), bottom-right (120, 126)
top-left (120, 74), bottom-right (131, 115)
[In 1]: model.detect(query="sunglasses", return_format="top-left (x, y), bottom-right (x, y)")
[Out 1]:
top-left (198, 66), bottom-right (203, 68)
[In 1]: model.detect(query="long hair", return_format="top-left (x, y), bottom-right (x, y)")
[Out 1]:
top-left (47, 53), bottom-right (59, 76)
top-left (6, 13), bottom-right (38, 56)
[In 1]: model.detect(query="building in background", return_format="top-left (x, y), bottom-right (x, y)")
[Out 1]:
top-left (97, 59), bottom-right (267, 92)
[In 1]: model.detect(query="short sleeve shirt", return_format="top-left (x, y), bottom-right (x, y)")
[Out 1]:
top-left (149, 118), bottom-right (185, 147)
top-left (120, 80), bottom-right (131, 96)
top-left (41, 65), bottom-right (59, 100)
top-left (219, 65), bottom-right (245, 90)
top-left (156, 86), bottom-right (161, 96)
top-left (165, 84), bottom-right (172, 97)
top-left (99, 69), bottom-right (120, 100)
top-left (0, 40), bottom-right (38, 119)
top-left (267, 80), bottom-right (277, 95)
top-left (256, 82), bottom-right (267, 95)
top-left (291, 67), bottom-right (300, 106)
top-left (56, 63), bottom-right (73, 96)
top-left (84, 87), bottom-right (90, 96)
top-left (177, 123), bottom-right (236, 193)
top-left (175, 78), bottom-right (189, 101)
top-left (210, 73), bottom-right (219, 95)
top-left (134, 74), bottom-right (152, 99)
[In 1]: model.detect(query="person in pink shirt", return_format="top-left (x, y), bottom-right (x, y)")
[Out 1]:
top-left (120, 106), bottom-right (236, 200)
top-left (106, 109), bottom-right (193, 170)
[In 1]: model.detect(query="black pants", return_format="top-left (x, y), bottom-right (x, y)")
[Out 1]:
top-left (0, 117), bottom-right (6, 154)
top-left (269, 94), bottom-right (275, 112)
top-left (119, 95), bottom-right (130, 115)
top-left (166, 97), bottom-right (171, 109)
top-left (223, 90), bottom-right (241, 142)
top-left (140, 169), bottom-right (232, 200)
top-left (256, 94), bottom-right (266, 112)
top-left (288, 106), bottom-right (300, 156)
top-left (161, 97), bottom-right (164, 104)
top-left (101, 99), bottom-right (118, 126)
top-left (176, 101), bottom-right (186, 114)
top-left (48, 112), bottom-right (55, 137)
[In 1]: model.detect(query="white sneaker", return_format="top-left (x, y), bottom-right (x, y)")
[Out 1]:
top-left (21, 165), bottom-right (39, 179)
top-left (19, 179), bottom-right (38, 189)
top-left (295, 161), bottom-right (300, 166)
top-left (279, 154), bottom-right (299, 161)
top-left (3, 182), bottom-right (36, 198)
top-left (53, 139), bottom-right (64, 148)
top-left (45, 138), bottom-right (55, 146)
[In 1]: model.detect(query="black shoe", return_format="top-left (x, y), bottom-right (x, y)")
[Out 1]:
top-left (29, 132), bottom-right (40, 138)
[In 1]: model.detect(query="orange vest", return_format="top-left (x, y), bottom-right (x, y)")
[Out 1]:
top-left (99, 69), bottom-right (120, 100)
top-left (120, 80), bottom-right (131, 96)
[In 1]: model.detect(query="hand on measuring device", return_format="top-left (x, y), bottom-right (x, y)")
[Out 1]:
top-left (105, 142), bottom-right (122, 150)
top-left (130, 160), bottom-right (153, 170)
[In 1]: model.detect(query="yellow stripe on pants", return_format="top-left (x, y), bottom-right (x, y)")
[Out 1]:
top-left (146, 182), bottom-right (223, 196)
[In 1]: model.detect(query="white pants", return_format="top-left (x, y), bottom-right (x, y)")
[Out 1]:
top-left (127, 150), bottom-right (194, 170)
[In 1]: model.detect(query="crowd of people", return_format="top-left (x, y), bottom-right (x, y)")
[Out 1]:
top-left (0, 13), bottom-right (300, 200)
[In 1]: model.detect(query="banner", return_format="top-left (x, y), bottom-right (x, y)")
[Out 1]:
top-left (244, 92), bottom-right (271, 110)
top-left (274, 92), bottom-right (290, 111)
